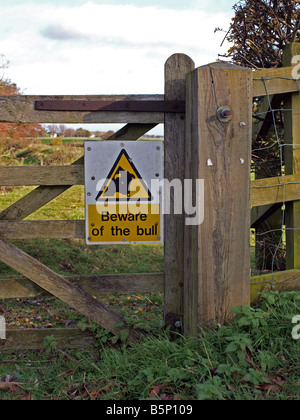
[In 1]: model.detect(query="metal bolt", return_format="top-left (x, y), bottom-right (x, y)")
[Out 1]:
top-left (87, 192), bottom-right (91, 197)
top-left (91, 176), bottom-right (95, 181)
top-left (120, 143), bottom-right (125, 147)
top-left (87, 147), bottom-right (91, 151)
top-left (88, 237), bottom-right (91, 241)
top-left (217, 105), bottom-right (233, 123)
top-left (156, 146), bottom-right (161, 151)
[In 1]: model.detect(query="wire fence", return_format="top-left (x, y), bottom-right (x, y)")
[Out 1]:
top-left (250, 74), bottom-right (300, 288)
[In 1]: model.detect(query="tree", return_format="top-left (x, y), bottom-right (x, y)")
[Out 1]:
top-left (0, 56), bottom-right (44, 145)
top-left (64, 128), bottom-right (76, 137)
top-left (74, 128), bottom-right (90, 138)
top-left (220, 0), bottom-right (300, 69)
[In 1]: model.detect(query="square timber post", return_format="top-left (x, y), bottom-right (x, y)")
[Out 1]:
top-left (184, 62), bottom-right (253, 336)
top-left (164, 54), bottom-right (195, 329)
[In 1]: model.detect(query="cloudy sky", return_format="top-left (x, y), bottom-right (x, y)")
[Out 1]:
top-left (0, 0), bottom-right (236, 134)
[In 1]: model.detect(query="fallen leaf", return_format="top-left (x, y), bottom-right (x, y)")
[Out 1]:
top-left (0, 382), bottom-right (22, 390)
top-left (149, 383), bottom-right (164, 399)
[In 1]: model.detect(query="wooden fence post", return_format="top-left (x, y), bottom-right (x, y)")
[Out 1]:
top-left (283, 42), bottom-right (300, 270)
top-left (184, 62), bottom-right (253, 335)
top-left (164, 54), bottom-right (195, 325)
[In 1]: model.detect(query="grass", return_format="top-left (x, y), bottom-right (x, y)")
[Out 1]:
top-left (0, 139), bottom-right (299, 400)
top-left (0, 291), bottom-right (300, 400)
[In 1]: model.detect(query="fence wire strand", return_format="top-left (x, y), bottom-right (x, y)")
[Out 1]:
top-left (250, 74), bottom-right (300, 289)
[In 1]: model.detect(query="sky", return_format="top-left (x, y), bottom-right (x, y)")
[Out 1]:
top-left (0, 0), bottom-right (236, 135)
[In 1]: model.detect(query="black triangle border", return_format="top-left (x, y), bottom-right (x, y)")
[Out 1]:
top-left (95, 149), bottom-right (153, 202)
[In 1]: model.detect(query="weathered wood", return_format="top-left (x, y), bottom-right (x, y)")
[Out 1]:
top-left (0, 328), bottom-right (95, 351)
top-left (164, 54), bottom-right (195, 323)
top-left (0, 95), bottom-right (164, 124)
top-left (253, 66), bottom-right (298, 97)
top-left (70, 273), bottom-right (164, 295)
top-left (35, 99), bottom-right (185, 113)
top-left (0, 123), bottom-right (156, 221)
top-left (250, 269), bottom-right (300, 303)
top-left (251, 203), bottom-right (282, 229)
top-left (0, 220), bottom-right (85, 239)
top-left (0, 165), bottom-right (84, 186)
top-left (0, 273), bottom-right (165, 299)
top-left (184, 62), bottom-right (252, 334)
top-left (251, 174), bottom-right (300, 207)
top-left (0, 185), bottom-right (71, 221)
top-left (283, 43), bottom-right (300, 270)
top-left (0, 238), bottom-right (140, 340)
top-left (0, 276), bottom-right (44, 298)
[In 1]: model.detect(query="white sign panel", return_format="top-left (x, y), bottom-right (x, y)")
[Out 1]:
top-left (85, 141), bottom-right (163, 245)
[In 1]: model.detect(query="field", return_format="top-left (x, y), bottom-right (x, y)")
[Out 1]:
top-left (0, 139), bottom-right (299, 400)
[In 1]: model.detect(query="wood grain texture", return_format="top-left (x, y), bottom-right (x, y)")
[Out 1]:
top-left (251, 174), bottom-right (300, 207)
top-left (250, 269), bottom-right (300, 303)
top-left (0, 95), bottom-right (164, 124)
top-left (0, 328), bottom-right (95, 350)
top-left (253, 66), bottom-right (298, 96)
top-left (0, 220), bottom-right (85, 239)
top-left (184, 62), bottom-right (252, 333)
top-left (0, 165), bottom-right (84, 186)
top-left (164, 54), bottom-right (195, 321)
top-left (0, 273), bottom-right (164, 299)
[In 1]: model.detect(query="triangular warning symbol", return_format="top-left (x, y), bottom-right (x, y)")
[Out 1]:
top-left (96, 149), bottom-right (153, 201)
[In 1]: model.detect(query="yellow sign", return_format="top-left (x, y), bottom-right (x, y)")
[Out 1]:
top-left (85, 141), bottom-right (163, 245)
top-left (88, 203), bottom-right (161, 243)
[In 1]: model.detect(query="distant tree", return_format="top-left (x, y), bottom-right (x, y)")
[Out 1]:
top-left (102, 130), bottom-right (115, 140)
top-left (47, 125), bottom-right (59, 136)
top-left (64, 128), bottom-right (76, 137)
top-left (0, 56), bottom-right (43, 145)
top-left (58, 124), bottom-right (67, 137)
top-left (75, 128), bottom-right (90, 138)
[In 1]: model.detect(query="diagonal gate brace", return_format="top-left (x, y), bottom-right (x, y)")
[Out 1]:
top-left (0, 238), bottom-right (140, 340)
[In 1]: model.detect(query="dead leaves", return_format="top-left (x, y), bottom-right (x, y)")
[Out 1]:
top-left (0, 375), bottom-right (23, 394)
top-left (254, 375), bottom-right (285, 396)
top-left (149, 383), bottom-right (183, 400)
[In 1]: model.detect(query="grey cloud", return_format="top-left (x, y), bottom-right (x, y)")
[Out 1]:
top-left (40, 24), bottom-right (90, 41)
top-left (40, 23), bottom-right (175, 50)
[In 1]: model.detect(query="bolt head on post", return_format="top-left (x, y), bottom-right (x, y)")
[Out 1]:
top-left (217, 105), bottom-right (233, 123)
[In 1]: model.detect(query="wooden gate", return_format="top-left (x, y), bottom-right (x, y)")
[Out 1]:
top-left (0, 44), bottom-right (299, 348)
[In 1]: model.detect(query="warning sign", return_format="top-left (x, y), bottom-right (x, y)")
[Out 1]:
top-left (85, 141), bottom-right (163, 245)
top-left (96, 149), bottom-right (152, 202)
